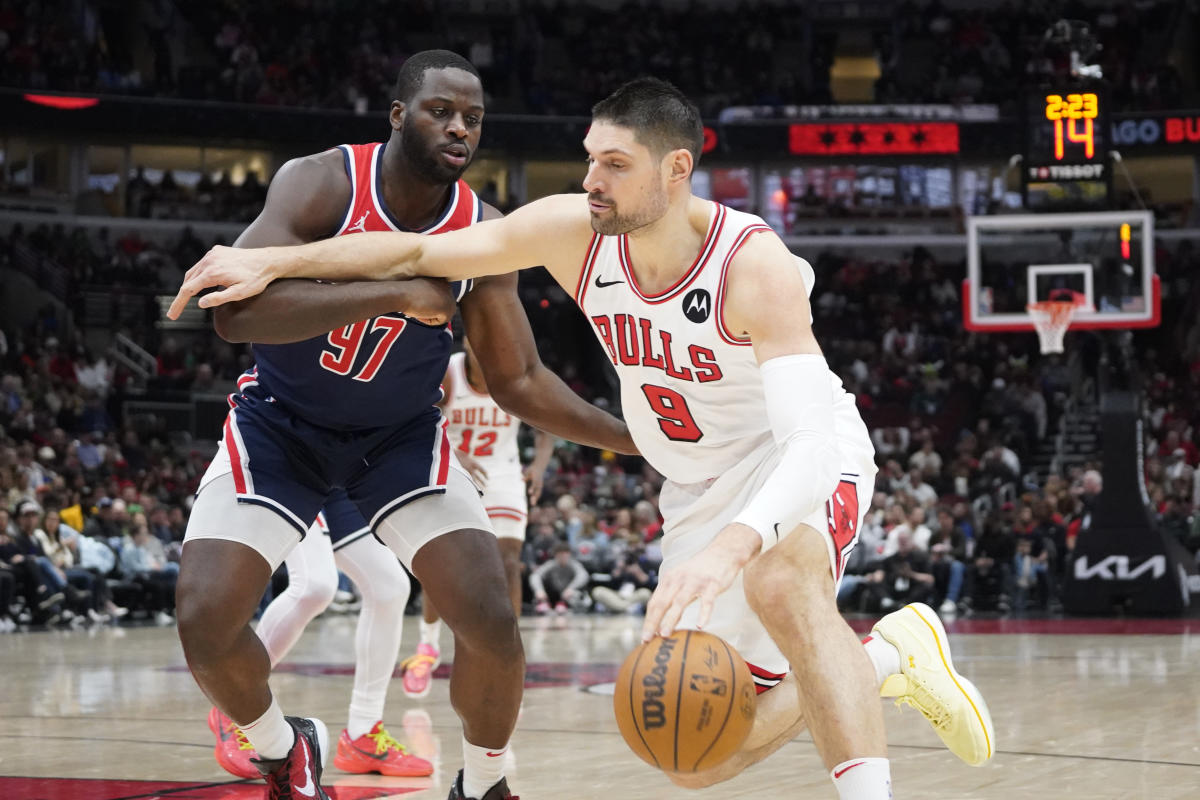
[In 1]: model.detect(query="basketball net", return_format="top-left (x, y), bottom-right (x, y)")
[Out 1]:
top-left (1027, 300), bottom-right (1079, 354)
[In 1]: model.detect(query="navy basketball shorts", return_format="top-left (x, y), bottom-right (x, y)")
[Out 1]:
top-left (186, 386), bottom-right (491, 570)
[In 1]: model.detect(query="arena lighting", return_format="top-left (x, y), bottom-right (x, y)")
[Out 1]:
top-left (787, 122), bottom-right (959, 155)
top-left (23, 93), bottom-right (100, 110)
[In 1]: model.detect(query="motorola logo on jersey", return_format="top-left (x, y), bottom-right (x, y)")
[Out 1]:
top-left (682, 289), bottom-right (711, 323)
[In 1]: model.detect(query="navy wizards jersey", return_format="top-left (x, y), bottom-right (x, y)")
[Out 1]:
top-left (250, 142), bottom-right (483, 430)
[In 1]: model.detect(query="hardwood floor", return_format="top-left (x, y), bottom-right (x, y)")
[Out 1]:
top-left (2, 613), bottom-right (1198, 799)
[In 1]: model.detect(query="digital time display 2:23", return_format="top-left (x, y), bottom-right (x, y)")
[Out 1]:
top-left (1044, 93), bottom-right (1099, 160)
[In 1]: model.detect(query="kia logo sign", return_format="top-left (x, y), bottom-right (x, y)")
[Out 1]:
top-left (702, 126), bottom-right (718, 154)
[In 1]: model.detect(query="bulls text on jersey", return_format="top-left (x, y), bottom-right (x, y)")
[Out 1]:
top-left (590, 313), bottom-right (723, 383)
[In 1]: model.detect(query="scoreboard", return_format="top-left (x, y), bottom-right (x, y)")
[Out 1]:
top-left (1024, 87), bottom-right (1112, 210)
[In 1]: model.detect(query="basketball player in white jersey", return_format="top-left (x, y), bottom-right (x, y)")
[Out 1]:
top-left (401, 338), bottom-right (553, 698)
top-left (170, 77), bottom-right (995, 799)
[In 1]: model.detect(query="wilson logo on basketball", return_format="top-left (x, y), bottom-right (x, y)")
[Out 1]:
top-left (640, 636), bottom-right (677, 729)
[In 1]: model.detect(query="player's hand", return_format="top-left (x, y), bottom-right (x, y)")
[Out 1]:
top-left (399, 277), bottom-right (456, 326)
top-left (168, 245), bottom-right (280, 319)
top-left (641, 522), bottom-right (761, 642)
top-left (457, 450), bottom-right (488, 487)
top-left (523, 464), bottom-right (545, 503)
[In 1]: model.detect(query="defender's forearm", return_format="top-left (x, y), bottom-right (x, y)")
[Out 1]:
top-left (214, 279), bottom-right (410, 344)
top-left (492, 367), bottom-right (637, 455)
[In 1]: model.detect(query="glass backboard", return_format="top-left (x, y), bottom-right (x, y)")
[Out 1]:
top-left (963, 210), bottom-right (1159, 331)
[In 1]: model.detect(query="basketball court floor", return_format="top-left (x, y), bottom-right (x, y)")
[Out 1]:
top-left (3, 613), bottom-right (1199, 799)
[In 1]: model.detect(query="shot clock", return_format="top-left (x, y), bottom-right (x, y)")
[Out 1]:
top-left (1024, 86), bottom-right (1112, 210)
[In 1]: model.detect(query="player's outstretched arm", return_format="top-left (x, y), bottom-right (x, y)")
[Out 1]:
top-left (213, 278), bottom-right (455, 343)
top-left (167, 193), bottom-right (589, 319)
top-left (460, 272), bottom-right (639, 455)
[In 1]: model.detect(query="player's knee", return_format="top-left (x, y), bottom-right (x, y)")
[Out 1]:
top-left (176, 586), bottom-right (236, 659)
top-left (361, 572), bottom-right (409, 608)
top-left (744, 530), bottom-right (832, 618)
top-left (287, 564), bottom-right (338, 612)
top-left (452, 594), bottom-right (522, 660)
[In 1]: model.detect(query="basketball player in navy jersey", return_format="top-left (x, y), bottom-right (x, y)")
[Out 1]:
top-left (174, 51), bottom-right (633, 800)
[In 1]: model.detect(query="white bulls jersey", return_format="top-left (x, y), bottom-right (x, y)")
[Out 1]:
top-left (445, 352), bottom-right (522, 480)
top-left (574, 202), bottom-right (868, 485)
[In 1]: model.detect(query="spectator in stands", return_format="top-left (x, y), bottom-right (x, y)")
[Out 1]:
top-left (11, 499), bottom-right (91, 622)
top-left (529, 543), bottom-right (589, 615)
top-left (1012, 534), bottom-right (1051, 612)
top-left (83, 496), bottom-right (123, 542)
top-left (963, 521), bottom-right (1013, 614)
top-left (884, 505), bottom-right (933, 555)
top-left (33, 506), bottom-right (116, 622)
top-left (870, 528), bottom-right (936, 610)
top-left (908, 438), bottom-right (943, 479)
top-left (591, 547), bottom-right (656, 614)
top-left (569, 512), bottom-right (612, 573)
top-left (929, 509), bottom-right (968, 615)
top-left (904, 466), bottom-right (939, 507)
top-left (118, 518), bottom-right (177, 625)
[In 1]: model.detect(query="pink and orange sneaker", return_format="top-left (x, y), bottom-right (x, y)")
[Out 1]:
top-left (207, 706), bottom-right (259, 780)
top-left (400, 642), bottom-right (440, 699)
top-left (333, 721), bottom-right (434, 776)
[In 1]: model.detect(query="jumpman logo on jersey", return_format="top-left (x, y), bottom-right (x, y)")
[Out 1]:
top-left (347, 210), bottom-right (371, 233)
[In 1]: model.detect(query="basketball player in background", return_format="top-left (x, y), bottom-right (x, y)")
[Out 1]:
top-left (170, 77), bottom-right (995, 799)
top-left (208, 490), bottom-right (433, 780)
top-left (173, 51), bottom-right (634, 800)
top-left (401, 338), bottom-right (554, 698)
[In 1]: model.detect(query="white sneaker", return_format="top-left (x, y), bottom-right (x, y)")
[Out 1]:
top-left (155, 610), bottom-right (175, 626)
top-left (939, 598), bottom-right (958, 616)
top-left (872, 602), bottom-right (995, 766)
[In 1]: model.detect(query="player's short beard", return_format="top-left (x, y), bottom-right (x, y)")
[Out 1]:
top-left (589, 187), bottom-right (669, 236)
top-left (401, 122), bottom-right (469, 185)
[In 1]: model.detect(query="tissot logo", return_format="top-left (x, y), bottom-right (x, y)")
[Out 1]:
top-left (682, 289), bottom-right (711, 323)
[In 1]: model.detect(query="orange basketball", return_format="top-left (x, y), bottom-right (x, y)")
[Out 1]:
top-left (613, 629), bottom-right (757, 773)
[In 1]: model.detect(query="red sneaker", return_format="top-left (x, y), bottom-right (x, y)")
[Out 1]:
top-left (207, 707), bottom-right (259, 780)
top-left (252, 716), bottom-right (330, 800)
top-left (333, 721), bottom-right (434, 776)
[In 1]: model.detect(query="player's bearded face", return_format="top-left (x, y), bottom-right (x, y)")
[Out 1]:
top-left (402, 117), bottom-right (471, 183)
top-left (588, 181), bottom-right (668, 236)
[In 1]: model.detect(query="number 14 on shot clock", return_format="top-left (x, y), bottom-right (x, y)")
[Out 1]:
top-left (1044, 92), bottom-right (1099, 160)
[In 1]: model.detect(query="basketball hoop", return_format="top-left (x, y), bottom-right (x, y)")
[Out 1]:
top-left (1027, 299), bottom-right (1080, 354)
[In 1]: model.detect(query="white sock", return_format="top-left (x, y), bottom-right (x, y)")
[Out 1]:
top-left (420, 619), bottom-right (442, 648)
top-left (462, 735), bottom-right (506, 799)
top-left (239, 697), bottom-right (296, 761)
top-left (862, 634), bottom-right (902, 689)
top-left (831, 757), bottom-right (892, 799)
top-left (346, 705), bottom-right (378, 740)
